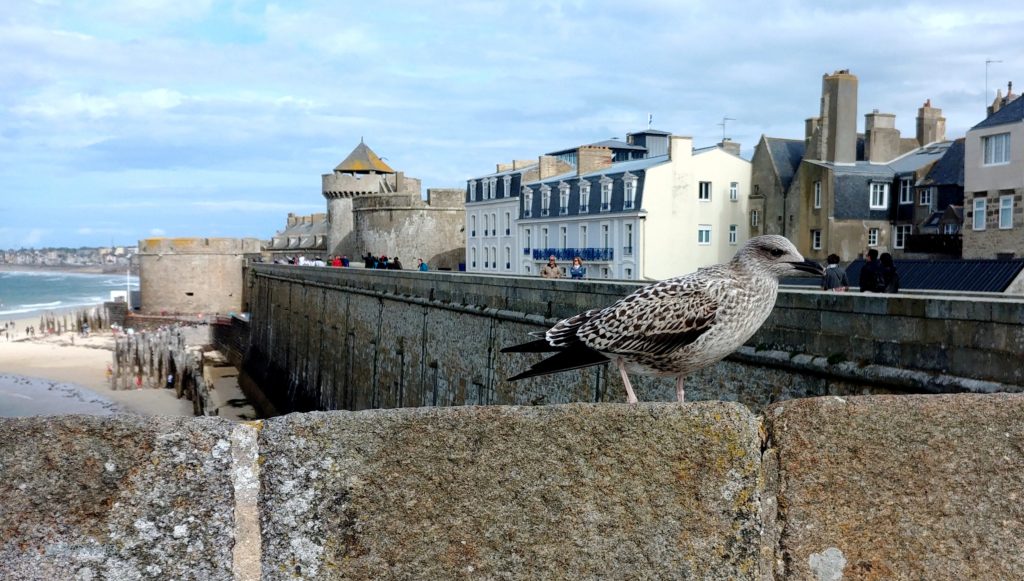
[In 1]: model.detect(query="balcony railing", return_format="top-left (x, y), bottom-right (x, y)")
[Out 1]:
top-left (523, 247), bottom-right (530, 255)
top-left (533, 247), bottom-right (614, 261)
top-left (623, 246), bottom-right (633, 256)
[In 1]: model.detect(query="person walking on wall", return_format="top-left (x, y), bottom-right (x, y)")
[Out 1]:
top-left (417, 258), bottom-right (429, 272)
top-left (540, 255), bottom-right (562, 278)
top-left (569, 256), bottom-right (587, 279)
top-left (821, 253), bottom-right (849, 292)
top-left (879, 252), bottom-right (900, 293)
top-left (859, 248), bottom-right (884, 292)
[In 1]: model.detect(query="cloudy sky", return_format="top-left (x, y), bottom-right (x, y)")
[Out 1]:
top-left (2, 0), bottom-right (1021, 249)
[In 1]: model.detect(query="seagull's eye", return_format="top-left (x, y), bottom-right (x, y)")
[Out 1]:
top-left (769, 248), bottom-right (786, 258)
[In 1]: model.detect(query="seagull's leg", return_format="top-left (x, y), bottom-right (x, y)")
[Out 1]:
top-left (675, 376), bottom-right (685, 403)
top-left (616, 358), bottom-right (638, 404)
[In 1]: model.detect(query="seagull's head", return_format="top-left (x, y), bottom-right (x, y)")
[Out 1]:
top-left (734, 235), bottom-right (824, 278)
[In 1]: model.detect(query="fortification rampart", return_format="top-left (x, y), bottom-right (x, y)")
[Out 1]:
top-left (242, 265), bottom-right (1023, 415)
top-left (3, 395), bottom-right (1022, 579)
top-left (138, 237), bottom-right (261, 315)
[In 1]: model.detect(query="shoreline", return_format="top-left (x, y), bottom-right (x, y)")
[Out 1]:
top-left (0, 263), bottom-right (120, 275)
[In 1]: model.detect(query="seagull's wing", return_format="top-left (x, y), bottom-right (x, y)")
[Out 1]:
top-left (580, 269), bottom-right (727, 357)
top-left (502, 309), bottom-right (609, 380)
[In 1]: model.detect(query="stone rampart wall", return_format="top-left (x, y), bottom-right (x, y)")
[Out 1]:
top-left (242, 266), bottom-right (1024, 415)
top-left (3, 395), bottom-right (1021, 579)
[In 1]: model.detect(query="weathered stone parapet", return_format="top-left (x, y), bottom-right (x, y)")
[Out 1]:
top-left (258, 403), bottom-right (766, 580)
top-left (0, 416), bottom-right (239, 580)
top-left (3, 395), bottom-right (1023, 579)
top-left (765, 394), bottom-right (1024, 580)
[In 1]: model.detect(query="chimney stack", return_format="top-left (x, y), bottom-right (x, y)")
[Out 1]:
top-left (818, 70), bottom-right (858, 164)
top-left (718, 139), bottom-right (741, 156)
top-left (865, 110), bottom-right (900, 163)
top-left (576, 146), bottom-right (614, 176)
top-left (916, 99), bottom-right (946, 145)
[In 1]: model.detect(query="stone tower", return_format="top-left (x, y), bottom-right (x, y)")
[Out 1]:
top-left (322, 140), bottom-right (406, 257)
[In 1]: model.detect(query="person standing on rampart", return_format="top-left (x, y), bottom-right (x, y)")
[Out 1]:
top-left (541, 255), bottom-right (562, 278)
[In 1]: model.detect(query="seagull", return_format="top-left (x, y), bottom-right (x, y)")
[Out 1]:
top-left (503, 235), bottom-right (824, 403)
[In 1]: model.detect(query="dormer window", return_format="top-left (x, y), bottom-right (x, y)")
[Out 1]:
top-left (579, 180), bottom-right (591, 213)
top-left (489, 177), bottom-right (498, 199)
top-left (623, 173), bottom-right (637, 210)
top-left (869, 182), bottom-right (889, 210)
top-left (559, 182), bottom-right (570, 215)
top-left (503, 175), bottom-right (512, 198)
top-left (600, 177), bottom-right (613, 212)
top-left (522, 187), bottom-right (533, 218)
top-left (469, 180), bottom-right (477, 202)
top-left (540, 185), bottom-right (551, 216)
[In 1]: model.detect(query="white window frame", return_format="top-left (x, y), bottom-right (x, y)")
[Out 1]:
top-left (524, 228), bottom-right (532, 252)
top-left (899, 178), bottom-right (913, 204)
top-left (942, 223), bottom-right (958, 235)
top-left (729, 224), bottom-right (738, 245)
top-left (502, 175), bottom-right (511, 198)
top-left (920, 187), bottom-right (934, 207)
top-left (522, 188), bottom-right (533, 218)
top-left (624, 175), bottom-right (637, 209)
top-left (698, 225), bottom-right (711, 245)
top-left (868, 228), bottom-right (879, 247)
top-left (751, 210), bottom-right (759, 227)
top-left (999, 195), bottom-right (1014, 229)
top-left (491, 212), bottom-right (497, 237)
top-left (470, 246), bottom-right (477, 268)
top-left (470, 215), bottom-right (477, 237)
top-left (983, 133), bottom-right (1010, 166)
top-left (489, 177), bottom-right (498, 199)
top-left (540, 186), bottom-right (551, 217)
top-left (698, 181), bottom-right (712, 202)
top-left (559, 183), bottom-right (570, 215)
top-left (624, 223), bottom-right (634, 255)
top-left (469, 180), bottom-right (477, 202)
top-left (973, 198), bottom-right (987, 231)
top-left (730, 181), bottom-right (738, 202)
top-left (504, 246), bottom-right (511, 270)
top-left (541, 227), bottom-right (549, 248)
top-left (600, 178), bottom-right (612, 212)
top-left (579, 181), bottom-right (590, 214)
top-left (811, 229), bottom-right (821, 250)
top-left (559, 225), bottom-right (568, 249)
top-left (894, 224), bottom-right (911, 249)
top-left (869, 182), bottom-right (889, 210)
top-left (624, 267), bottom-right (632, 280)
top-left (504, 212), bottom-right (511, 236)
top-left (483, 214), bottom-right (489, 237)
top-left (813, 181), bottom-right (821, 209)
top-left (601, 223), bottom-right (610, 250)
top-left (580, 225), bottom-right (588, 248)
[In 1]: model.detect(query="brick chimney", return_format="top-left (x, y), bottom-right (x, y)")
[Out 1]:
top-left (287, 213), bottom-right (298, 227)
top-left (538, 155), bottom-right (561, 179)
top-left (916, 99), bottom-right (946, 145)
top-left (576, 146), bottom-right (613, 176)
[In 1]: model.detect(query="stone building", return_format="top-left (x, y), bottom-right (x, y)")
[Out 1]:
top-left (753, 69), bottom-right (958, 262)
top-left (265, 213), bottom-right (328, 262)
top-left (963, 82), bottom-right (1023, 259)
top-left (138, 237), bottom-right (262, 315)
top-left (321, 140), bottom-right (464, 268)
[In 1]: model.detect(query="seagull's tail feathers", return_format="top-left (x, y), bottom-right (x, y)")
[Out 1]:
top-left (506, 344), bottom-right (609, 381)
top-left (501, 338), bottom-right (557, 353)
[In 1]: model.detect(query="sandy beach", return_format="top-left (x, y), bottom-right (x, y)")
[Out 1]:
top-left (0, 308), bottom-right (251, 419)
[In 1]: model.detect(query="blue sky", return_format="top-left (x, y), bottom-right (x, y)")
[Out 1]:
top-left (2, 0), bottom-right (1021, 249)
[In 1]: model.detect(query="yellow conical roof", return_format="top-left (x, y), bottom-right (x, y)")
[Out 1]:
top-left (334, 140), bottom-right (395, 173)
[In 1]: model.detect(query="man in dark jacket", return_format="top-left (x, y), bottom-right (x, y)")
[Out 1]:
top-left (859, 249), bottom-right (884, 292)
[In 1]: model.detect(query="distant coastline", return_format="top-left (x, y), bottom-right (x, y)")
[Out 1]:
top-left (0, 263), bottom-right (114, 275)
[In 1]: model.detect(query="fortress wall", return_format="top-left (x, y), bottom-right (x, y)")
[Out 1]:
top-left (3, 395), bottom-right (1022, 579)
top-left (138, 237), bottom-right (261, 315)
top-left (242, 266), bottom-right (1024, 416)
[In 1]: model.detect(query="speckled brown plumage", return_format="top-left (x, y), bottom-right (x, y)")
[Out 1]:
top-left (504, 235), bottom-right (824, 403)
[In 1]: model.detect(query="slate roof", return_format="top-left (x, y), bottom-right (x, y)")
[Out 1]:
top-left (784, 258), bottom-right (1024, 293)
top-left (765, 138), bottom-right (805, 191)
top-left (334, 141), bottom-right (395, 173)
top-left (521, 154), bottom-right (670, 187)
top-left (972, 94), bottom-right (1024, 130)
top-left (886, 141), bottom-right (953, 174)
top-left (919, 138), bottom-right (965, 187)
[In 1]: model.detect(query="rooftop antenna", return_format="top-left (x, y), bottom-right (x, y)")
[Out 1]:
top-left (718, 117), bottom-right (735, 142)
top-left (648, 113), bottom-right (653, 129)
top-left (986, 59), bottom-right (1002, 107)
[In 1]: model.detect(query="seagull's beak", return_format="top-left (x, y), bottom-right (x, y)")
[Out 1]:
top-left (789, 259), bottom-right (825, 276)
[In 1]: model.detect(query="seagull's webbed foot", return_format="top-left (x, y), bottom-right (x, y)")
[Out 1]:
top-left (675, 376), bottom-right (685, 403)
top-left (616, 358), bottom-right (638, 404)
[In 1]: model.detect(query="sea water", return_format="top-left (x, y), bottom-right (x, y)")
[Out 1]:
top-left (0, 270), bottom-right (137, 416)
top-left (0, 270), bottom-right (138, 319)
